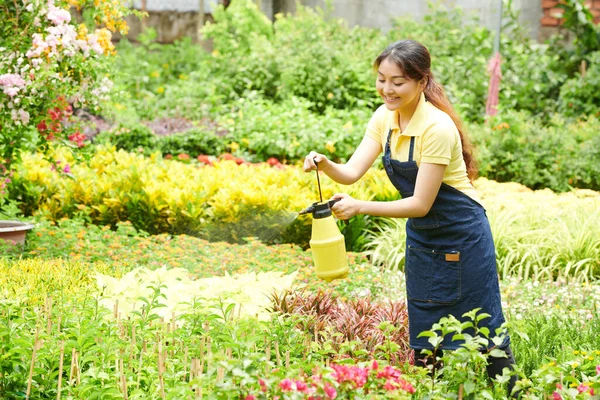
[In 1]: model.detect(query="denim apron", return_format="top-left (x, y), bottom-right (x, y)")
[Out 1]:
top-left (382, 128), bottom-right (508, 350)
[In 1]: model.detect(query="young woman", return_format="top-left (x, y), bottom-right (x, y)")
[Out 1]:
top-left (303, 39), bottom-right (517, 394)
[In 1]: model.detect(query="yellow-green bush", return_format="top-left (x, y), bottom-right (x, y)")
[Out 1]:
top-left (0, 258), bottom-right (118, 305)
top-left (11, 145), bottom-right (399, 245)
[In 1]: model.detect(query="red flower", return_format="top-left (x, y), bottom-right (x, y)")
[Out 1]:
top-left (267, 157), bottom-right (280, 166)
top-left (259, 378), bottom-right (268, 393)
top-left (177, 153), bottom-right (190, 161)
top-left (68, 131), bottom-right (86, 148)
top-left (221, 153), bottom-right (235, 161)
top-left (48, 108), bottom-right (62, 121)
top-left (244, 395), bottom-right (256, 400)
top-left (197, 155), bottom-right (212, 165)
top-left (37, 120), bottom-right (47, 132)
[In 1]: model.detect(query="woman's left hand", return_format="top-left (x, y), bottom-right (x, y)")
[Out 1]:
top-left (330, 193), bottom-right (361, 220)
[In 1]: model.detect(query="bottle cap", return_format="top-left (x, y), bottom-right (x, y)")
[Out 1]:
top-left (312, 202), bottom-right (332, 219)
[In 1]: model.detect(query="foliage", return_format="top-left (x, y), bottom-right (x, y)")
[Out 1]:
top-left (270, 289), bottom-right (411, 364)
top-left (0, 0), bottom-right (134, 199)
top-left (7, 145), bottom-right (390, 248)
top-left (472, 111), bottom-right (600, 191)
top-left (364, 178), bottom-right (600, 280)
top-left (202, 0), bottom-right (384, 113)
top-left (108, 30), bottom-right (227, 122)
top-left (214, 95), bottom-right (371, 163)
top-left (555, 0), bottom-right (600, 73)
top-left (558, 51), bottom-right (600, 118)
top-left (387, 1), bottom-right (571, 123)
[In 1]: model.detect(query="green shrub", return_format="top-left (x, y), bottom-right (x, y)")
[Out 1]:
top-left (558, 51), bottom-right (600, 118)
top-left (95, 122), bottom-right (156, 154)
top-left (158, 127), bottom-right (227, 157)
top-left (472, 110), bottom-right (600, 191)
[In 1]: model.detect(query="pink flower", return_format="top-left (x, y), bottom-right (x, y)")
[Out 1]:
top-left (596, 365), bottom-right (600, 375)
top-left (47, 5), bottom-right (71, 25)
top-left (63, 164), bottom-right (71, 174)
top-left (371, 360), bottom-right (379, 370)
top-left (398, 379), bottom-right (416, 394)
top-left (552, 392), bottom-right (562, 400)
top-left (259, 378), bottom-right (267, 392)
top-left (0, 73), bottom-right (26, 97)
top-left (577, 383), bottom-right (593, 394)
top-left (331, 364), bottom-right (368, 388)
top-left (279, 378), bottom-right (295, 392)
top-left (244, 395), bottom-right (256, 400)
top-left (324, 384), bottom-right (337, 399)
top-left (295, 380), bottom-right (308, 392)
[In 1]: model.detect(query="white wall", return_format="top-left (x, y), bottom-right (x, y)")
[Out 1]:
top-left (277, 0), bottom-right (542, 40)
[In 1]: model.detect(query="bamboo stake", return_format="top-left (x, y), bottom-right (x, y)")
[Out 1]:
top-left (113, 300), bottom-right (119, 319)
top-left (285, 350), bottom-right (290, 369)
top-left (69, 348), bottom-right (76, 384)
top-left (75, 352), bottom-right (80, 385)
top-left (26, 329), bottom-right (40, 398)
top-left (46, 297), bottom-right (53, 335)
top-left (206, 337), bottom-right (212, 372)
top-left (137, 341), bottom-right (145, 386)
top-left (120, 358), bottom-right (128, 400)
top-left (189, 358), bottom-right (197, 382)
top-left (57, 341), bottom-right (65, 400)
top-left (458, 383), bottom-right (464, 400)
top-left (184, 347), bottom-right (189, 380)
top-left (274, 342), bottom-right (281, 366)
top-left (172, 312), bottom-right (176, 331)
top-left (265, 342), bottom-right (271, 375)
top-left (158, 342), bottom-right (165, 400)
top-left (199, 336), bottom-right (205, 373)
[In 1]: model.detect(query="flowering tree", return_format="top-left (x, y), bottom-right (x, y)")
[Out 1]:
top-left (0, 0), bottom-right (136, 197)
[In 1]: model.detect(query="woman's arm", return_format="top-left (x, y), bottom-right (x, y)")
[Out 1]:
top-left (331, 162), bottom-right (446, 219)
top-left (303, 137), bottom-right (381, 185)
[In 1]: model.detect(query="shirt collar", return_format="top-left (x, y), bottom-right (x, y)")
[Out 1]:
top-left (390, 92), bottom-right (429, 137)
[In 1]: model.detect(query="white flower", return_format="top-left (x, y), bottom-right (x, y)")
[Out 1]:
top-left (47, 4), bottom-right (71, 25)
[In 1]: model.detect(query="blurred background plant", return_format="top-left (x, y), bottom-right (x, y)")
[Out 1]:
top-left (0, 0), bottom-right (138, 203)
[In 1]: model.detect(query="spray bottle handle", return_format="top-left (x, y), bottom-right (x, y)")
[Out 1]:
top-left (327, 198), bottom-right (349, 226)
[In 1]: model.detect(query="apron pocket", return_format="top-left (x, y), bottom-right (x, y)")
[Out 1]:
top-left (405, 245), bottom-right (461, 305)
top-left (409, 210), bottom-right (440, 230)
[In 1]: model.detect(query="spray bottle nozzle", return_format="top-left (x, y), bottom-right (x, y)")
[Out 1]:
top-left (298, 199), bottom-right (347, 222)
top-left (298, 204), bottom-right (316, 216)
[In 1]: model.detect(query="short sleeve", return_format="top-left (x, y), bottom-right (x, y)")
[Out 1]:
top-left (364, 106), bottom-right (386, 145)
top-left (420, 121), bottom-right (458, 166)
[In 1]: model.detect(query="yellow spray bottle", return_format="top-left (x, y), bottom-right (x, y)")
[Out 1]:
top-left (298, 159), bottom-right (349, 282)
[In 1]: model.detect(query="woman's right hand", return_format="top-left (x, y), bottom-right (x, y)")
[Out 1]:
top-left (303, 152), bottom-right (328, 172)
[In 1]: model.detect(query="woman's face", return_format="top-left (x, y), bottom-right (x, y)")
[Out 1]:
top-left (375, 58), bottom-right (422, 112)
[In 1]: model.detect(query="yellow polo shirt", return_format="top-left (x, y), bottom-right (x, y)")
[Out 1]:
top-left (365, 93), bottom-right (480, 202)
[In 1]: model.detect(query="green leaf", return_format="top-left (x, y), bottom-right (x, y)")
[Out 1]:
top-left (489, 348), bottom-right (508, 359)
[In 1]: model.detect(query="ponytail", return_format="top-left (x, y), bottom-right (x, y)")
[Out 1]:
top-left (424, 77), bottom-right (478, 181)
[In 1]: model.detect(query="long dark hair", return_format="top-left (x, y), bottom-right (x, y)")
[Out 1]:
top-left (374, 40), bottom-right (478, 181)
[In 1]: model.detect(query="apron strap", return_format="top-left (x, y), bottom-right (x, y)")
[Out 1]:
top-left (385, 128), bottom-right (416, 162)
